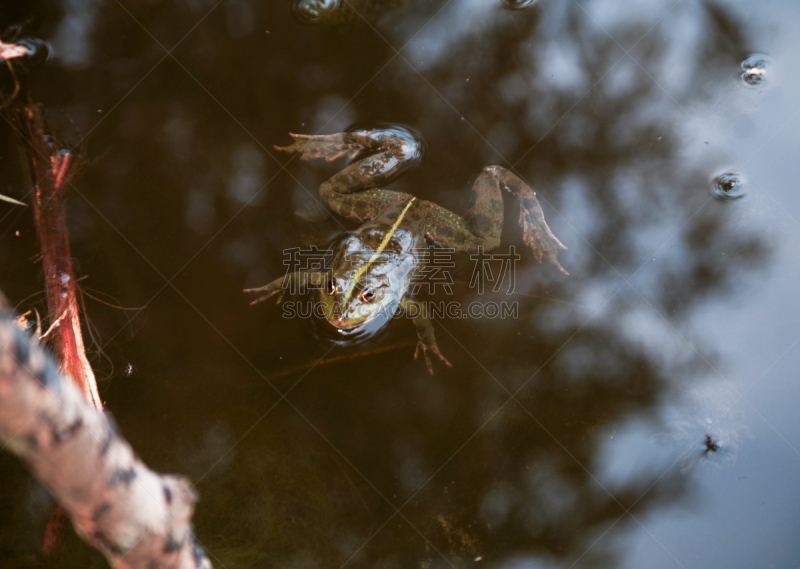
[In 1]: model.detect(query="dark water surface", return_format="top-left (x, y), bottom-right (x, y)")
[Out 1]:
top-left (1, 0), bottom-right (799, 567)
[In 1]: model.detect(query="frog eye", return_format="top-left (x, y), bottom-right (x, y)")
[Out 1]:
top-left (325, 277), bottom-right (337, 296)
top-left (360, 286), bottom-right (377, 303)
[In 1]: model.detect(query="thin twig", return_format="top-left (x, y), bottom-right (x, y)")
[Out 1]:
top-left (268, 341), bottom-right (416, 379)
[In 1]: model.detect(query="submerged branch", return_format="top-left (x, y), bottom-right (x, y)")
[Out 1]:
top-left (268, 341), bottom-right (416, 379)
top-left (0, 314), bottom-right (213, 569)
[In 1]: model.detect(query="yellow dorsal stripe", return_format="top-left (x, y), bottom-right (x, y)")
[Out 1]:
top-left (342, 197), bottom-right (417, 305)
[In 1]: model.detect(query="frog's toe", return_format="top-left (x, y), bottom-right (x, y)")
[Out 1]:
top-left (519, 201), bottom-right (569, 275)
top-left (414, 341), bottom-right (452, 375)
top-left (246, 291), bottom-right (284, 306)
top-left (414, 342), bottom-right (435, 375)
top-left (274, 132), bottom-right (361, 162)
top-left (435, 349), bottom-right (453, 370)
top-left (244, 284), bottom-right (285, 305)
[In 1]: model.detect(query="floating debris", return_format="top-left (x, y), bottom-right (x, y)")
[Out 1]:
top-left (711, 172), bottom-right (746, 200)
top-left (651, 384), bottom-right (752, 470)
top-left (0, 192), bottom-right (26, 206)
top-left (703, 434), bottom-right (720, 454)
top-left (739, 54), bottom-right (771, 88)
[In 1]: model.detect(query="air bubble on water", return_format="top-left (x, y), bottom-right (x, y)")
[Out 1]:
top-left (711, 172), bottom-right (746, 200)
top-left (500, 0), bottom-right (536, 10)
top-left (739, 54), bottom-right (771, 88)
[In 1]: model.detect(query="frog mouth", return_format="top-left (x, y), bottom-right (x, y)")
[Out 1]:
top-left (316, 301), bottom-right (399, 345)
top-left (327, 314), bottom-right (365, 331)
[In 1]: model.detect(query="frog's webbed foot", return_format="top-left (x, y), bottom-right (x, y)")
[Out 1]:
top-left (403, 299), bottom-right (452, 374)
top-left (414, 337), bottom-right (452, 375)
top-left (245, 271), bottom-right (325, 305)
top-left (492, 166), bottom-right (569, 275)
top-left (244, 276), bottom-right (287, 305)
top-left (275, 133), bottom-right (362, 162)
top-left (518, 203), bottom-right (568, 275)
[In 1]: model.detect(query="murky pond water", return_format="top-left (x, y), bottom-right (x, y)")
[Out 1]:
top-left (1, 0), bottom-right (799, 567)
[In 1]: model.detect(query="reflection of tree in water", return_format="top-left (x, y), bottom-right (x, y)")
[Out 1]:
top-left (353, 1), bottom-right (765, 564)
top-left (0, 1), bottom-right (768, 568)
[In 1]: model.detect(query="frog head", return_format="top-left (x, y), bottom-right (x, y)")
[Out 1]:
top-left (318, 232), bottom-right (413, 335)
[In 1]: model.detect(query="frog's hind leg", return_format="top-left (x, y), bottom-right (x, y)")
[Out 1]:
top-left (425, 166), bottom-right (567, 274)
top-left (276, 129), bottom-right (422, 222)
top-left (424, 166), bottom-right (505, 253)
top-left (487, 165), bottom-right (568, 274)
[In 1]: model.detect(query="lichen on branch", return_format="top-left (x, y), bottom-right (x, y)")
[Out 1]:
top-left (0, 315), bottom-right (213, 569)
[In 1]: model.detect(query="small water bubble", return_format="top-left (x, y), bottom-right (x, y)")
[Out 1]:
top-left (739, 54), bottom-right (771, 88)
top-left (500, 0), bottom-right (536, 9)
top-left (711, 172), bottom-right (746, 200)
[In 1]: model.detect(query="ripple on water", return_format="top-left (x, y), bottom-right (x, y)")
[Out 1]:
top-left (500, 0), bottom-right (537, 10)
top-left (292, 0), bottom-right (342, 24)
top-left (711, 172), bottom-right (746, 200)
top-left (14, 37), bottom-right (51, 69)
top-left (739, 54), bottom-right (771, 88)
top-left (346, 122), bottom-right (426, 166)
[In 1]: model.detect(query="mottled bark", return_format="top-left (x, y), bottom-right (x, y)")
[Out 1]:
top-left (0, 315), bottom-right (213, 569)
top-left (15, 105), bottom-right (102, 409)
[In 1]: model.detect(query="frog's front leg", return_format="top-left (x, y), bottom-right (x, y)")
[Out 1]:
top-left (276, 128), bottom-right (421, 222)
top-left (274, 132), bottom-right (362, 162)
top-left (244, 270), bottom-right (324, 305)
top-left (401, 298), bottom-right (452, 375)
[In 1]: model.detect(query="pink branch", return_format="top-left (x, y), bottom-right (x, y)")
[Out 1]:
top-left (17, 105), bottom-right (103, 409)
top-left (0, 40), bottom-right (29, 61)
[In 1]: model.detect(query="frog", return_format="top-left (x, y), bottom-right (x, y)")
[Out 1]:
top-left (245, 127), bottom-right (567, 373)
